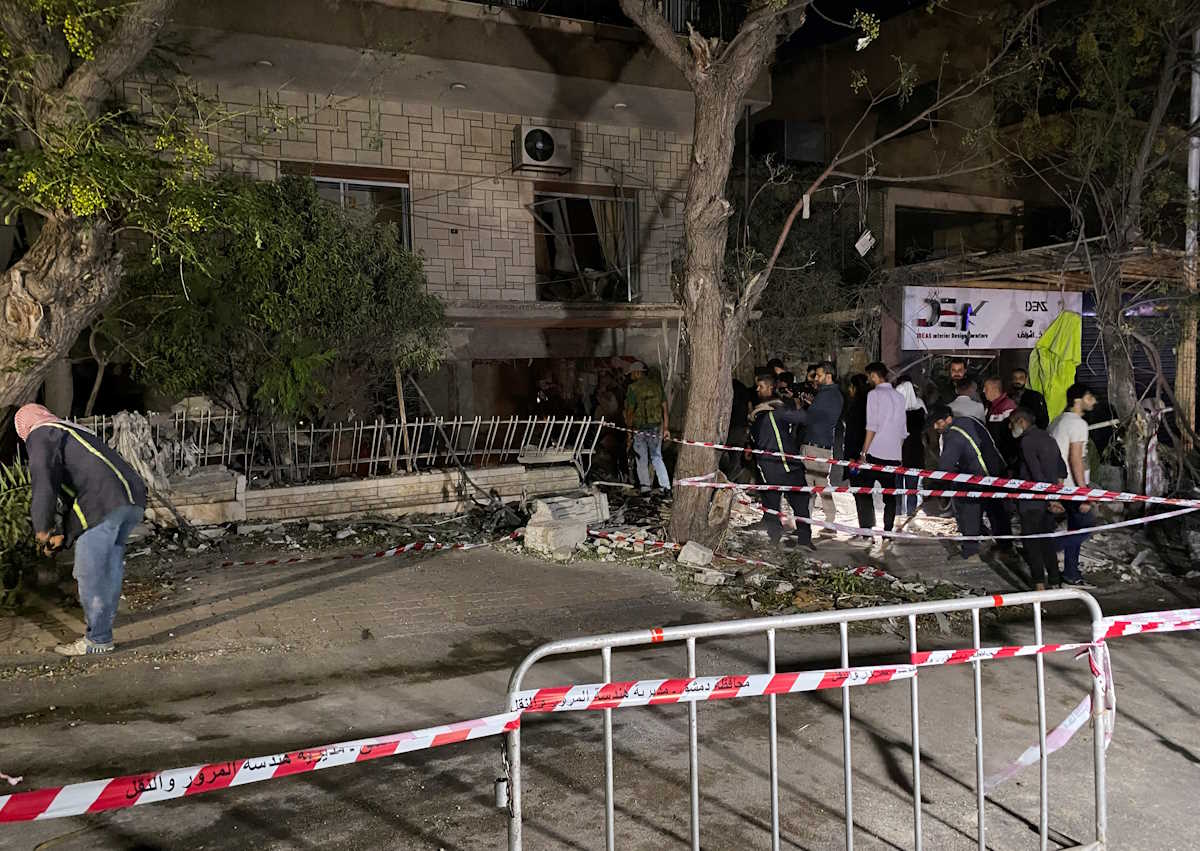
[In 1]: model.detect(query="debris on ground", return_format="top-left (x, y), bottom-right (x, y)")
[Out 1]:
top-left (677, 541), bottom-right (713, 567)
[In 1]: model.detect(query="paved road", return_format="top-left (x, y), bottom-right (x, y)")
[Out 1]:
top-left (0, 548), bottom-right (1197, 850)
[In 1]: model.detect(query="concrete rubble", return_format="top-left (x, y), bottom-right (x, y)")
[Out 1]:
top-left (677, 541), bottom-right (713, 567)
top-left (524, 489), bottom-right (610, 561)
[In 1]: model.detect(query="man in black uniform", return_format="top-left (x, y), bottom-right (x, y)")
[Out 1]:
top-left (927, 404), bottom-right (1012, 563)
top-left (749, 373), bottom-right (814, 550)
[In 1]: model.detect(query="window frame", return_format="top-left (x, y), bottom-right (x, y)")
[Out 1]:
top-left (529, 182), bottom-right (640, 303)
top-left (279, 161), bottom-right (413, 248)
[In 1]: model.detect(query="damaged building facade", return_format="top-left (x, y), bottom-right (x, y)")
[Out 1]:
top-left (163, 0), bottom-right (768, 421)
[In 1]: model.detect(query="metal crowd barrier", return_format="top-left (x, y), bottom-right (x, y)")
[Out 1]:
top-left (503, 590), bottom-right (1108, 850)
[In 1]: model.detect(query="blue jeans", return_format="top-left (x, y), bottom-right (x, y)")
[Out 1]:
top-left (1059, 503), bottom-right (1098, 582)
top-left (632, 432), bottom-right (671, 490)
top-left (73, 503), bottom-right (144, 645)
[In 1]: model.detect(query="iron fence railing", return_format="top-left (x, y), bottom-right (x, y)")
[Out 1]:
top-left (73, 412), bottom-right (606, 486)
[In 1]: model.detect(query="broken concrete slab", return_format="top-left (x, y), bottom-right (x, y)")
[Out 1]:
top-left (529, 491), bottom-right (610, 526)
top-left (677, 541), bottom-right (714, 567)
top-left (525, 520), bottom-right (588, 560)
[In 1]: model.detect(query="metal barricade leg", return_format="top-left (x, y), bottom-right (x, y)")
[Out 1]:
top-left (507, 725), bottom-right (522, 850)
top-left (1034, 603), bottom-right (1050, 851)
top-left (839, 622), bottom-right (854, 851)
top-left (602, 646), bottom-right (615, 851)
top-left (908, 614), bottom-right (923, 851)
top-left (971, 609), bottom-right (985, 849)
top-left (687, 637), bottom-right (701, 851)
top-left (767, 629), bottom-right (781, 851)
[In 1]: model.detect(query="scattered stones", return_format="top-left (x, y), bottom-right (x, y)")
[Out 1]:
top-left (692, 567), bottom-right (727, 586)
top-left (677, 541), bottom-right (714, 567)
top-left (774, 581), bottom-right (794, 595)
top-left (236, 523), bottom-right (282, 535)
top-left (335, 528), bottom-right (356, 541)
top-left (307, 522), bottom-right (325, 533)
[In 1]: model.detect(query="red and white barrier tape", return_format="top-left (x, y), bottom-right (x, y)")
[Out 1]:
top-left (513, 664), bottom-right (915, 713)
top-left (5, 603), bottom-right (1198, 823)
top-left (682, 480), bottom-right (1132, 503)
top-left (1101, 607), bottom-right (1200, 638)
top-left (775, 503), bottom-right (1198, 542)
top-left (218, 532), bottom-right (523, 568)
top-left (610, 423), bottom-right (1200, 508)
top-left (912, 641), bottom-right (1094, 667)
top-left (0, 711), bottom-right (521, 823)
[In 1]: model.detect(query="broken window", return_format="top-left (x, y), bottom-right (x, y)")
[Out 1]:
top-left (281, 162), bottom-right (412, 248)
top-left (529, 189), bottom-right (639, 303)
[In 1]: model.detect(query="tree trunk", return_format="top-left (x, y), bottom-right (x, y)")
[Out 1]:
top-left (0, 217), bottom-right (122, 408)
top-left (1094, 256), bottom-right (1149, 493)
top-left (668, 84), bottom-right (746, 546)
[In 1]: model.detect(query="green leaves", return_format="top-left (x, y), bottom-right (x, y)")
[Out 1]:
top-left (109, 175), bottom-right (445, 420)
top-left (0, 462), bottom-right (33, 554)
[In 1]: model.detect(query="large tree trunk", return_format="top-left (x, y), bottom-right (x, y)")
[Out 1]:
top-left (668, 84), bottom-right (746, 546)
top-left (0, 218), bottom-right (121, 408)
top-left (1094, 256), bottom-right (1150, 493)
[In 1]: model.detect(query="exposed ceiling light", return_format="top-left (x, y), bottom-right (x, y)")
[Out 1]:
top-left (450, 82), bottom-right (468, 90)
top-left (613, 102), bottom-right (628, 110)
top-left (254, 59), bottom-right (273, 67)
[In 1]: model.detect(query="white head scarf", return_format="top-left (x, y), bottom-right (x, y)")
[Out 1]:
top-left (896, 380), bottom-right (926, 412)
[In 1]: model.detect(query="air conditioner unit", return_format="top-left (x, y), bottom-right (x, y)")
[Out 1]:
top-left (512, 124), bottom-right (572, 174)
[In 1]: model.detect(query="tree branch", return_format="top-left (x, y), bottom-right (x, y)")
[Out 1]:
top-left (1124, 24), bottom-right (1182, 241)
top-left (616, 0), bottom-right (692, 79)
top-left (0, 2), bottom-right (70, 92)
top-left (57, 0), bottom-right (181, 121)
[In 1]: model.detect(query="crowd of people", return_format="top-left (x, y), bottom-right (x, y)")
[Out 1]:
top-left (736, 355), bottom-right (1101, 591)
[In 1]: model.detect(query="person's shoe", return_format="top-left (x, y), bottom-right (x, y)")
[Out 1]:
top-left (54, 638), bottom-right (114, 657)
top-left (1062, 577), bottom-right (1097, 589)
top-left (1034, 582), bottom-right (1046, 592)
top-left (638, 486), bottom-right (651, 495)
top-left (795, 539), bottom-right (817, 552)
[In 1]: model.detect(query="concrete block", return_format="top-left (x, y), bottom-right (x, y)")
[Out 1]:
top-left (529, 492), bottom-right (609, 526)
top-left (524, 520), bottom-right (587, 559)
top-left (677, 541), bottom-right (713, 567)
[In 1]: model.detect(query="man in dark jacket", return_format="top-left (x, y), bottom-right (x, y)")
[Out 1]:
top-left (927, 405), bottom-right (1012, 562)
top-left (801, 361), bottom-right (843, 531)
top-left (749, 376), bottom-right (814, 550)
top-left (1010, 408), bottom-right (1067, 589)
top-left (1010, 368), bottom-right (1049, 430)
top-left (17, 404), bottom-right (147, 656)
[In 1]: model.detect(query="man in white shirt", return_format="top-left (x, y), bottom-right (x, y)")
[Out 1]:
top-left (856, 362), bottom-right (908, 550)
top-left (1048, 383), bottom-right (1098, 585)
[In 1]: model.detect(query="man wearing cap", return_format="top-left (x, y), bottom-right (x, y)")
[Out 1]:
top-left (16, 404), bottom-right (146, 656)
top-left (623, 361), bottom-right (671, 494)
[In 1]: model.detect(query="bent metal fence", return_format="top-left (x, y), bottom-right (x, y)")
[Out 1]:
top-left (503, 589), bottom-right (1109, 851)
top-left (74, 411), bottom-right (606, 484)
